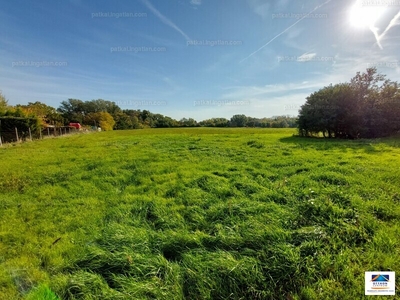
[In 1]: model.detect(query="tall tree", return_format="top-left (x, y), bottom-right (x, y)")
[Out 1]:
top-left (58, 99), bottom-right (86, 124)
top-left (85, 99), bottom-right (121, 115)
top-left (349, 67), bottom-right (386, 137)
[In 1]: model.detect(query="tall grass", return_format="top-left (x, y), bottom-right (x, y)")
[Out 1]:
top-left (0, 128), bottom-right (399, 299)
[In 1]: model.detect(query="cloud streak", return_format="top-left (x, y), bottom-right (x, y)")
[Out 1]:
top-left (190, 0), bottom-right (202, 5)
top-left (240, 0), bottom-right (331, 63)
top-left (377, 10), bottom-right (400, 47)
top-left (141, 0), bottom-right (190, 41)
top-left (297, 52), bottom-right (317, 62)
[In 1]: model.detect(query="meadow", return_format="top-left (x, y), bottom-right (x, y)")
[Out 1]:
top-left (0, 128), bottom-right (399, 299)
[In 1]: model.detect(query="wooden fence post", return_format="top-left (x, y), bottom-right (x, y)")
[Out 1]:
top-left (40, 128), bottom-right (42, 140)
top-left (15, 127), bottom-right (19, 142)
top-left (28, 127), bottom-right (32, 141)
top-left (47, 128), bottom-right (50, 136)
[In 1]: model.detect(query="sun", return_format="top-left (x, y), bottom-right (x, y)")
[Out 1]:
top-left (349, 1), bottom-right (386, 28)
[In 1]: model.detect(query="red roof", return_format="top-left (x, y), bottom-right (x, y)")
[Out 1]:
top-left (69, 123), bottom-right (82, 129)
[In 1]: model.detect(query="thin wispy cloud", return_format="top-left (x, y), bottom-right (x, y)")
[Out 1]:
top-left (141, 0), bottom-right (190, 41)
top-left (297, 53), bottom-right (317, 62)
top-left (190, 0), bottom-right (202, 6)
top-left (220, 81), bottom-right (322, 100)
top-left (240, 0), bottom-right (331, 63)
top-left (378, 10), bottom-right (400, 46)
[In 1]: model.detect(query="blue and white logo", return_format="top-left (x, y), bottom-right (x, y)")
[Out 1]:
top-left (365, 272), bottom-right (395, 295)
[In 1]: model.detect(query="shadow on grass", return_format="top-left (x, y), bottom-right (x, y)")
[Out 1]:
top-left (279, 135), bottom-right (400, 152)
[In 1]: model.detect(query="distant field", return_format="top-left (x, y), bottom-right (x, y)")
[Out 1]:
top-left (0, 128), bottom-right (399, 299)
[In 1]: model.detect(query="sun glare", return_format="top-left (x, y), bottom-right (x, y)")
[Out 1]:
top-left (349, 1), bottom-right (386, 28)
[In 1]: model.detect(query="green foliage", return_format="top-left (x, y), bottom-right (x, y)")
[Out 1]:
top-left (179, 118), bottom-right (198, 127)
top-left (198, 118), bottom-right (229, 127)
top-left (85, 112), bottom-right (115, 131)
top-left (230, 114), bottom-right (248, 127)
top-left (0, 113), bottom-right (41, 142)
top-left (227, 115), bottom-right (297, 128)
top-left (152, 113), bottom-right (179, 128)
top-left (298, 68), bottom-right (400, 138)
top-left (121, 110), bottom-right (143, 129)
top-left (56, 99), bottom-right (295, 130)
top-left (57, 99), bottom-right (118, 128)
top-left (0, 90), bottom-right (9, 114)
top-left (26, 284), bottom-right (59, 300)
top-left (113, 111), bottom-right (133, 130)
top-left (57, 99), bottom-right (86, 124)
top-left (17, 101), bottom-right (64, 127)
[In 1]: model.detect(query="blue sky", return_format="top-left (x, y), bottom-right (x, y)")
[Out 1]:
top-left (1, 0), bottom-right (399, 121)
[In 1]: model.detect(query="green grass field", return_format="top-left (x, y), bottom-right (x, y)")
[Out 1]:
top-left (0, 128), bottom-right (399, 299)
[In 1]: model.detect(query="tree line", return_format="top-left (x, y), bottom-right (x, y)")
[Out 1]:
top-left (2, 68), bottom-right (397, 139)
top-left (0, 94), bottom-right (297, 132)
top-left (298, 68), bottom-right (400, 138)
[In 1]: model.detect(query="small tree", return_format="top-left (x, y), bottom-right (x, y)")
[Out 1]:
top-left (84, 112), bottom-right (115, 131)
top-left (98, 112), bottom-right (115, 131)
top-left (230, 114), bottom-right (248, 127)
top-left (179, 118), bottom-right (197, 127)
top-left (0, 91), bottom-right (9, 115)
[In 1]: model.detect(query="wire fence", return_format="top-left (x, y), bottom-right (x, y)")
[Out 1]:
top-left (0, 126), bottom-right (80, 146)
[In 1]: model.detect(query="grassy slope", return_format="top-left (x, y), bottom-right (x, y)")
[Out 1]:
top-left (0, 128), bottom-right (399, 299)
